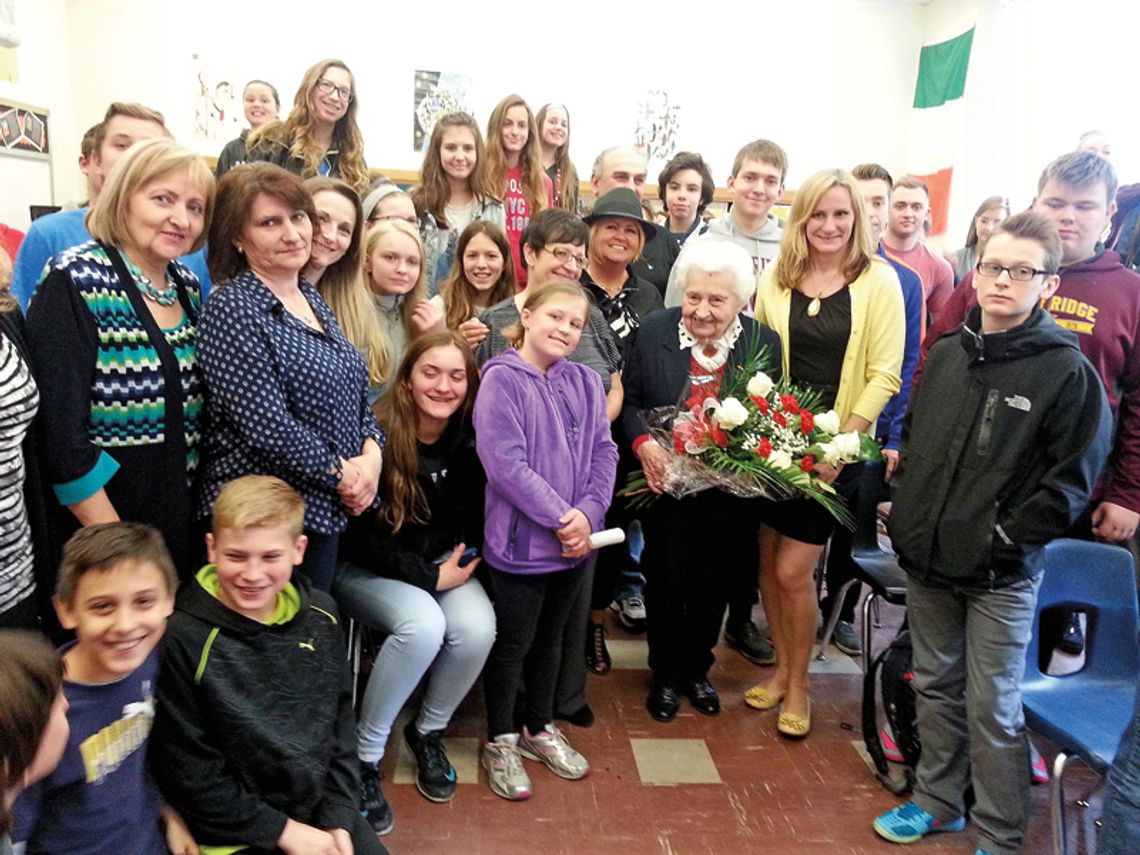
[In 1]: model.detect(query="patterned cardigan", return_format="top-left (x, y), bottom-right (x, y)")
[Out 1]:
top-left (24, 239), bottom-right (202, 571)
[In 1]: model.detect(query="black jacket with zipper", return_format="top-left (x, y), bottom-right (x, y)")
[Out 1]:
top-left (889, 306), bottom-right (1112, 589)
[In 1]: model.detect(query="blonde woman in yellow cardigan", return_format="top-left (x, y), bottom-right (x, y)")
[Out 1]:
top-left (746, 168), bottom-right (904, 738)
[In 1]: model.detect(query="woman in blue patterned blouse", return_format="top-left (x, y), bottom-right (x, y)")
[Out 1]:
top-left (197, 163), bottom-right (383, 591)
top-left (25, 139), bottom-right (214, 576)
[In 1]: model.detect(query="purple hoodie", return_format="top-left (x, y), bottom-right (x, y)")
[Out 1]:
top-left (474, 348), bottom-right (618, 574)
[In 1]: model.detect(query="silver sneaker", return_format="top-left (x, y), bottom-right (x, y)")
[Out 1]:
top-left (518, 724), bottom-right (591, 780)
top-left (482, 734), bottom-right (533, 801)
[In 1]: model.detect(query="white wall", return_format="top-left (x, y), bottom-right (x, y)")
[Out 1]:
top-left (10, 0), bottom-right (1139, 243)
top-left (0, 0), bottom-right (76, 225)
top-left (58, 0), bottom-right (926, 187)
top-left (929, 0), bottom-right (1140, 246)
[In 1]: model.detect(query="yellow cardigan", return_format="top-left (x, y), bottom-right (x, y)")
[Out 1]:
top-left (754, 258), bottom-right (905, 432)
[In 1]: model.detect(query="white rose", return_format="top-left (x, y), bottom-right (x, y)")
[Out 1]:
top-left (817, 441), bottom-right (841, 467)
top-left (746, 371), bottom-right (775, 399)
top-left (713, 397), bottom-right (750, 430)
top-left (814, 409), bottom-right (841, 434)
top-left (832, 431), bottom-right (863, 461)
top-left (769, 449), bottom-right (793, 470)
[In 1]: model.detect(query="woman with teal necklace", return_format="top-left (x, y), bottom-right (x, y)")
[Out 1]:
top-left (25, 139), bottom-right (215, 576)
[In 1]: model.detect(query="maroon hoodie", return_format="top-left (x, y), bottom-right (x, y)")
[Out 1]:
top-left (916, 249), bottom-right (1140, 512)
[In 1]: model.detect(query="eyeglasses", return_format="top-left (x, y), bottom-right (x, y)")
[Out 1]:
top-left (369, 213), bottom-right (419, 225)
top-left (975, 261), bottom-right (1054, 282)
top-left (315, 78), bottom-right (354, 103)
top-left (543, 245), bottom-right (588, 268)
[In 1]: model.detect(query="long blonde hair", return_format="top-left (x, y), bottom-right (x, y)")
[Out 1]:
top-left (535, 103), bottom-right (578, 211)
top-left (364, 221), bottom-right (428, 369)
top-left (773, 168), bottom-right (875, 291)
top-left (247, 59), bottom-right (369, 196)
top-left (303, 178), bottom-right (391, 388)
top-left (481, 95), bottom-right (548, 219)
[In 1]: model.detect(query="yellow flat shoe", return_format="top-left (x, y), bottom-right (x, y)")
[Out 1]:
top-left (744, 684), bottom-right (785, 710)
top-left (777, 701), bottom-right (811, 738)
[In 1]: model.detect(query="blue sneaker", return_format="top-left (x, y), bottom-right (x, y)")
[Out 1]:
top-left (873, 801), bottom-right (966, 843)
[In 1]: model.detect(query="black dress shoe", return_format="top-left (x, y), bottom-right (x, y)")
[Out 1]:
top-left (685, 679), bottom-right (720, 715)
top-left (647, 684), bottom-right (680, 722)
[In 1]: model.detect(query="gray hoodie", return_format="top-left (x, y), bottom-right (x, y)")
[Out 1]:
top-left (663, 212), bottom-right (783, 311)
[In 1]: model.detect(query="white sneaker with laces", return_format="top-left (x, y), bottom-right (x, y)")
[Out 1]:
top-left (518, 724), bottom-right (591, 780)
top-left (482, 733), bottom-right (533, 800)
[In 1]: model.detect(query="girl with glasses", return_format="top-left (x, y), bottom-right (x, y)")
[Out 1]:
top-left (246, 59), bottom-right (369, 196)
top-left (412, 113), bottom-right (506, 296)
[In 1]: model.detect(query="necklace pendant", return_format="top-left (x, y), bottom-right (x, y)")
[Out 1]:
top-left (807, 296), bottom-right (821, 317)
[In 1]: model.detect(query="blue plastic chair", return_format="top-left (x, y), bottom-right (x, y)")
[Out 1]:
top-left (1021, 538), bottom-right (1140, 855)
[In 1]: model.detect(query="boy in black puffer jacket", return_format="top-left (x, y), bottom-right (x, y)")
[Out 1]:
top-left (872, 212), bottom-right (1112, 855)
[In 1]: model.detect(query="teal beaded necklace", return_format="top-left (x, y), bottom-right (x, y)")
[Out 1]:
top-left (117, 245), bottom-right (179, 306)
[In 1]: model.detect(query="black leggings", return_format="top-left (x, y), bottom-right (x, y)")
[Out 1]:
top-left (484, 562), bottom-right (585, 738)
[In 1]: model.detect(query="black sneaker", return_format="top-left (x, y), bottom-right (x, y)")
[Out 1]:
top-left (724, 620), bottom-right (776, 665)
top-left (359, 759), bottom-right (394, 835)
top-left (404, 720), bottom-right (457, 803)
top-left (1058, 612), bottom-right (1085, 655)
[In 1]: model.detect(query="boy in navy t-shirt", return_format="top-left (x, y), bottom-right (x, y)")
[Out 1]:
top-left (13, 523), bottom-right (194, 854)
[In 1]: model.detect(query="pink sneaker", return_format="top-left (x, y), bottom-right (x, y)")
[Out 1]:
top-left (1030, 741), bottom-right (1049, 784)
top-left (881, 727), bottom-right (905, 763)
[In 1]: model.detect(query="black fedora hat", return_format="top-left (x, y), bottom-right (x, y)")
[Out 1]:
top-left (584, 187), bottom-right (655, 240)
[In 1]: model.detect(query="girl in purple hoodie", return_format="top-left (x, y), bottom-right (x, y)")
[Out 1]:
top-left (474, 281), bottom-right (618, 802)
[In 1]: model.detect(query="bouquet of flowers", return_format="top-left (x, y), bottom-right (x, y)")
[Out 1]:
top-left (622, 336), bottom-right (882, 527)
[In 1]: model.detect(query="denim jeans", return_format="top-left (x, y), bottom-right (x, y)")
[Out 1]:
top-left (907, 574), bottom-right (1041, 855)
top-left (1100, 669), bottom-right (1140, 854)
top-left (333, 563), bottom-right (495, 762)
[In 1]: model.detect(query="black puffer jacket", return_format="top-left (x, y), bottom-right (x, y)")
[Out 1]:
top-left (150, 571), bottom-right (358, 848)
top-left (890, 306), bottom-right (1112, 589)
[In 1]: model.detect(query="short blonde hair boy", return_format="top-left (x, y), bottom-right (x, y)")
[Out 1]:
top-left (212, 476), bottom-right (306, 539)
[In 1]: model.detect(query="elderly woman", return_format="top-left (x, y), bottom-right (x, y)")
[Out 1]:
top-left (748, 169), bottom-right (904, 738)
top-left (197, 163), bottom-right (383, 592)
top-left (245, 59), bottom-right (369, 196)
top-left (26, 138), bottom-right (214, 575)
top-left (620, 240), bottom-right (781, 722)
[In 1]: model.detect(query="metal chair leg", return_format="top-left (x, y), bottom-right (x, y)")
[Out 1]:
top-left (1052, 751), bottom-right (1072, 855)
top-left (817, 578), bottom-right (859, 660)
top-left (872, 596), bottom-right (882, 628)
top-left (348, 618), bottom-right (363, 710)
top-left (861, 590), bottom-right (876, 676)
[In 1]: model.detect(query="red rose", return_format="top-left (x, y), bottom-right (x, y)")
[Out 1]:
top-left (756, 437), bottom-right (772, 458)
top-left (773, 411), bottom-right (787, 428)
top-left (711, 424), bottom-right (728, 448)
top-left (780, 393), bottom-right (800, 414)
top-left (800, 455), bottom-right (815, 473)
top-left (800, 410), bottom-right (814, 434)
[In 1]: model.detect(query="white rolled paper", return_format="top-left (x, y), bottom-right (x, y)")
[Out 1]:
top-left (588, 528), bottom-right (626, 549)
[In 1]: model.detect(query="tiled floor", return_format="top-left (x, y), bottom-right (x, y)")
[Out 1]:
top-left (377, 602), bottom-right (1106, 854)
